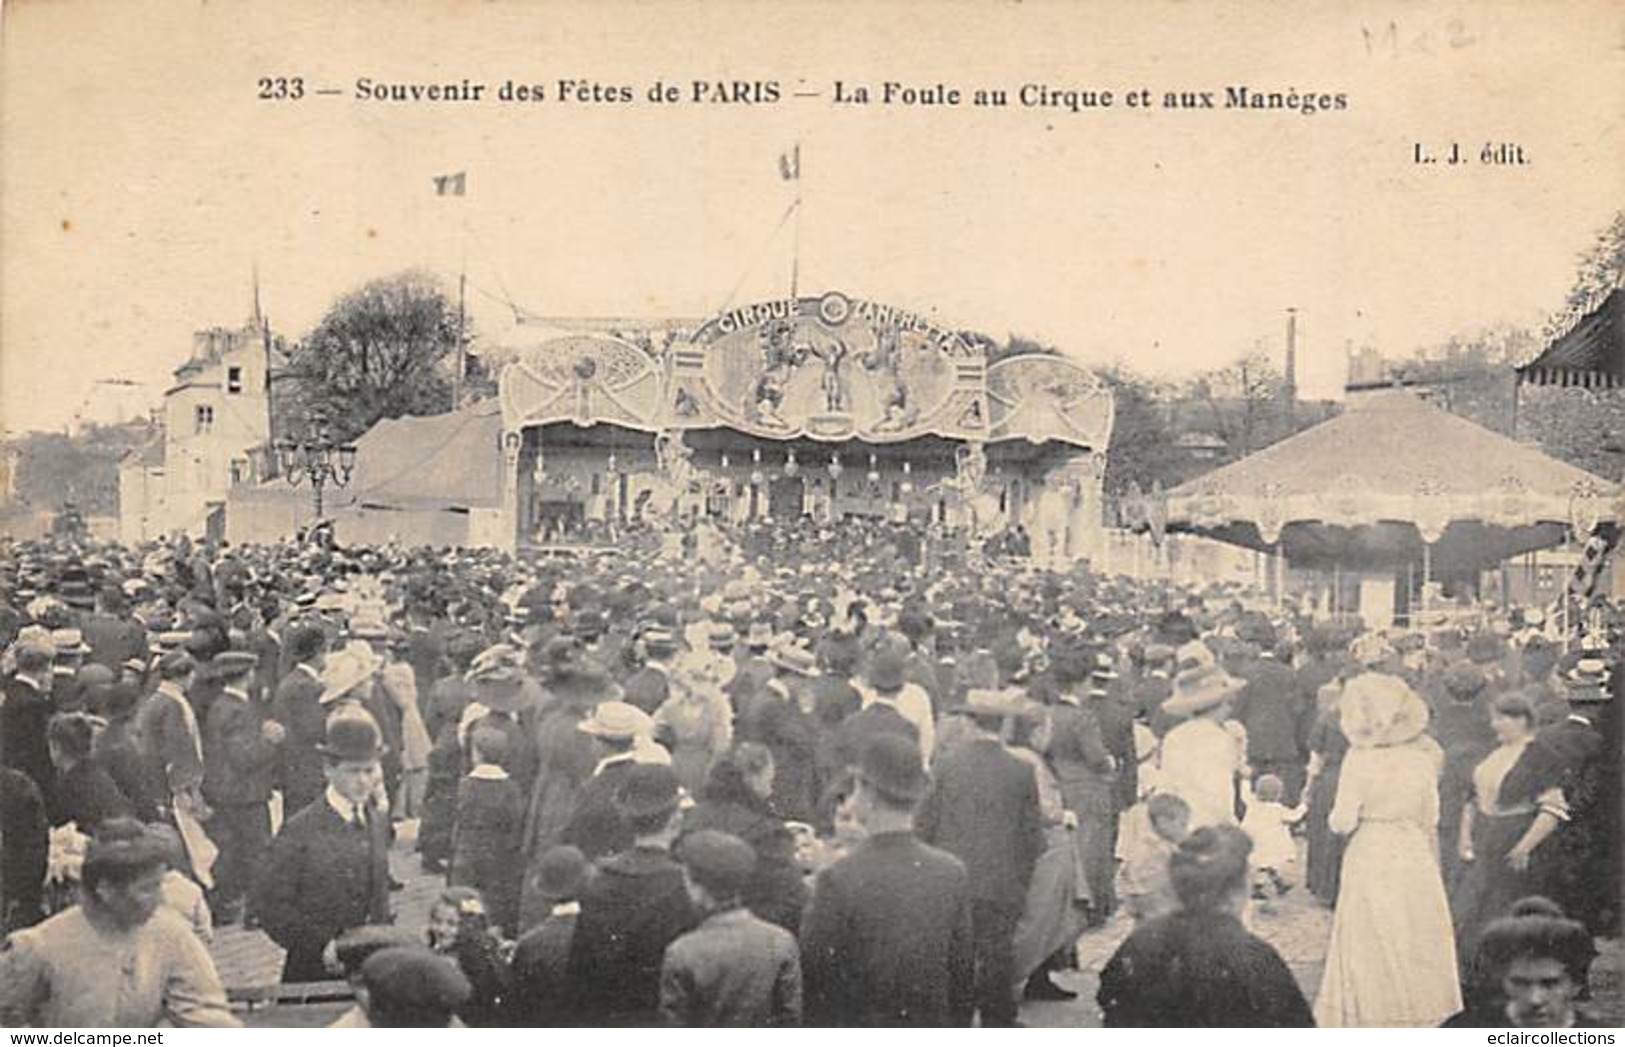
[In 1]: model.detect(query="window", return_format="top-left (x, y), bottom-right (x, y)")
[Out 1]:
top-left (194, 405), bottom-right (214, 433)
top-left (226, 366), bottom-right (242, 394)
top-left (229, 459), bottom-right (245, 486)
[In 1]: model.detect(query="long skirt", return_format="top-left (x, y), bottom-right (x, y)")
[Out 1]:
top-left (1304, 761), bottom-right (1346, 904)
top-left (1011, 827), bottom-right (1087, 990)
top-left (1449, 810), bottom-right (1540, 990)
top-left (1314, 820), bottom-right (1461, 1027)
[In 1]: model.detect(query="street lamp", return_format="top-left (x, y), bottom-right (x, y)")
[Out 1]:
top-left (276, 421), bottom-right (356, 522)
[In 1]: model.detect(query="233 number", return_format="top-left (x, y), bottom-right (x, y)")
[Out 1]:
top-left (258, 77), bottom-right (305, 100)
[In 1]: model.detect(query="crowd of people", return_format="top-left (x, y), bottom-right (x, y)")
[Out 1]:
top-left (0, 520), bottom-right (1618, 1028)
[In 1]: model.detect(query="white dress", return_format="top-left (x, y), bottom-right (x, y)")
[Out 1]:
top-left (1158, 718), bottom-right (1245, 829)
top-left (1314, 743), bottom-right (1462, 1027)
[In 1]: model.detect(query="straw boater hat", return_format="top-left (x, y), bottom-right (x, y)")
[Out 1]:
top-left (1339, 672), bottom-right (1431, 749)
top-left (767, 644), bottom-right (818, 678)
top-left (577, 700), bottom-right (653, 742)
top-left (1161, 663), bottom-right (1246, 718)
top-left (318, 646), bottom-right (382, 705)
top-left (468, 644), bottom-right (529, 713)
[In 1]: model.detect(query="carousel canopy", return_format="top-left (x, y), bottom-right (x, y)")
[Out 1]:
top-left (1164, 388), bottom-right (1618, 572)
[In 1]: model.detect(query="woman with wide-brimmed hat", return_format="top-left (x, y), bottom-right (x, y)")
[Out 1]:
top-left (1315, 672), bottom-right (1460, 1027)
top-left (1156, 662), bottom-right (1248, 831)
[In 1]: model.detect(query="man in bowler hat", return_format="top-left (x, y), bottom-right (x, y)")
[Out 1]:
top-left (801, 734), bottom-right (974, 1026)
top-left (252, 716), bottom-right (392, 982)
top-left (200, 650), bottom-right (280, 924)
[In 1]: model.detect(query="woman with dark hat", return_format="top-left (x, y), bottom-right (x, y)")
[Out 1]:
top-left (251, 715), bottom-right (392, 982)
top-left (1443, 897), bottom-right (1601, 1027)
top-left (1097, 825), bottom-right (1313, 1027)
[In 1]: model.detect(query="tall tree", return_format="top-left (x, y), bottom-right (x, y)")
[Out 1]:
top-left (1544, 210), bottom-right (1625, 341)
top-left (286, 270), bottom-right (465, 443)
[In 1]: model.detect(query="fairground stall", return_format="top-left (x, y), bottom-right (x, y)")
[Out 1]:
top-left (496, 290), bottom-right (1114, 562)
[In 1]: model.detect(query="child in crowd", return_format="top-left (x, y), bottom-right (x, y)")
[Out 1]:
top-left (1117, 792), bottom-right (1191, 923)
top-left (427, 887), bottom-right (513, 1028)
top-left (660, 830), bottom-right (802, 1027)
top-left (148, 822), bottom-right (212, 942)
top-left (450, 727), bottom-right (524, 935)
top-left (1240, 773), bottom-right (1307, 899)
top-left (509, 845), bottom-right (589, 1025)
top-left (325, 924), bottom-right (424, 1028)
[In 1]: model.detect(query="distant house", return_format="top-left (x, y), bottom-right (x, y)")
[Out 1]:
top-left (119, 301), bottom-right (288, 542)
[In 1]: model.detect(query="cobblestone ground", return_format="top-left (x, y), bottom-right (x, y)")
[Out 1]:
top-left (223, 830), bottom-right (1621, 1028)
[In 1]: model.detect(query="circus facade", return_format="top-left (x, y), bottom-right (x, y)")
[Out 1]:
top-left (497, 290), bottom-right (1114, 559)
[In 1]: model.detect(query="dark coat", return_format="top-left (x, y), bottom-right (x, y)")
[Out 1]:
top-left (621, 665), bottom-right (670, 716)
top-left (565, 845), bottom-right (698, 1024)
top-left (49, 757), bottom-right (135, 833)
top-left (800, 830), bottom-right (974, 1027)
top-left (201, 688), bottom-right (277, 808)
top-left (560, 758), bottom-right (637, 862)
top-left (1, 767), bottom-right (48, 931)
top-left (1232, 657), bottom-right (1306, 765)
top-left (1098, 908), bottom-right (1315, 1027)
top-left (1, 675), bottom-right (54, 797)
top-left (450, 773), bottom-right (525, 934)
top-left (916, 737), bottom-right (1044, 908)
top-left (735, 691), bottom-right (818, 821)
top-left (509, 910), bottom-right (577, 1025)
top-left (271, 667), bottom-right (327, 815)
top-left (252, 797), bottom-right (391, 982)
top-left (828, 703), bottom-right (918, 776)
top-left (682, 792), bottom-right (809, 934)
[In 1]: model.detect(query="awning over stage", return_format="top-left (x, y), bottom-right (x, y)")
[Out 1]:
top-left (1162, 389), bottom-right (1618, 571)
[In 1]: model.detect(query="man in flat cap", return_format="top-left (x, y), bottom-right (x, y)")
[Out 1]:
top-left (660, 829), bottom-right (801, 1027)
top-left (801, 734), bottom-right (974, 1026)
top-left (200, 649), bottom-right (280, 924)
top-left (253, 716), bottom-right (392, 982)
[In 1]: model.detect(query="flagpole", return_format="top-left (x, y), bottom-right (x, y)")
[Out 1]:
top-left (789, 143), bottom-right (802, 300)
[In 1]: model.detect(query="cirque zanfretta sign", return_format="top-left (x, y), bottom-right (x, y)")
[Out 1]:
top-left (677, 291), bottom-right (990, 442)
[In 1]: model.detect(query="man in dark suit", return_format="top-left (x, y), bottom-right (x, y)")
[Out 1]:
top-left (134, 648), bottom-right (206, 820)
top-left (1, 634), bottom-right (56, 800)
top-left (1229, 626), bottom-right (1309, 805)
top-left (801, 734), bottom-right (975, 1027)
top-left (916, 695), bottom-right (1044, 1027)
top-left (253, 717), bottom-right (392, 983)
top-left (565, 764), bottom-right (697, 1024)
top-left (271, 625), bottom-right (329, 817)
top-left (201, 651), bottom-right (280, 923)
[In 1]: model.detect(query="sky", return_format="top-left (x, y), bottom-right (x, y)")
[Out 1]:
top-left (2, 0), bottom-right (1621, 433)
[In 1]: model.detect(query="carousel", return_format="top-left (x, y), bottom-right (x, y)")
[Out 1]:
top-left (495, 290), bottom-right (1114, 562)
top-left (1157, 388), bottom-right (1619, 630)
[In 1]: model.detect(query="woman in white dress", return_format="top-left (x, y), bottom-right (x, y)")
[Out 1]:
top-left (1315, 673), bottom-right (1462, 1027)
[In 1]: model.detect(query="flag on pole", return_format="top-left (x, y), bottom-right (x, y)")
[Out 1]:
top-left (433, 171), bottom-right (467, 196)
top-left (778, 146), bottom-right (800, 182)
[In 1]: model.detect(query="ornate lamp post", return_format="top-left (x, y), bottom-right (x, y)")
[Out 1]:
top-left (276, 419), bottom-right (356, 522)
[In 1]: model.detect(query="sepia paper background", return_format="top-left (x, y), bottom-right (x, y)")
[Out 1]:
top-left (2, 0), bottom-right (1622, 433)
